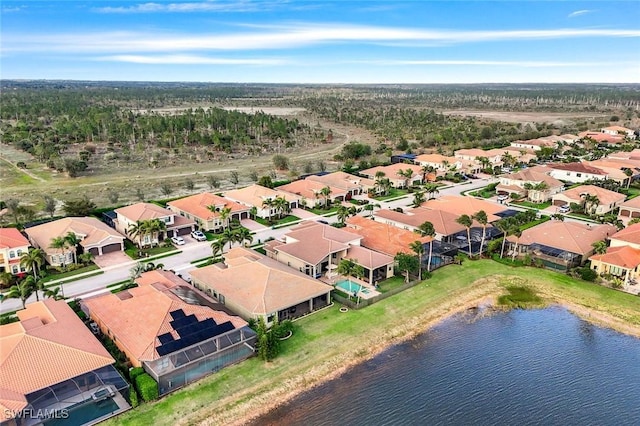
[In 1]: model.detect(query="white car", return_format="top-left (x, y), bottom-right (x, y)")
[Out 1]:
top-left (497, 194), bottom-right (509, 202)
top-left (190, 230), bottom-right (207, 241)
top-left (558, 205), bottom-right (571, 213)
top-left (171, 236), bottom-right (186, 245)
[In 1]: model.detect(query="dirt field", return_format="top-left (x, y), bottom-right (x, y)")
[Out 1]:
top-left (442, 110), bottom-right (609, 124)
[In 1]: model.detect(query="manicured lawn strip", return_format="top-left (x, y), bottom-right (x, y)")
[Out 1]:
top-left (519, 216), bottom-right (550, 231)
top-left (254, 215), bottom-right (301, 227)
top-left (191, 255), bottom-right (214, 264)
top-left (308, 206), bottom-right (339, 215)
top-left (377, 276), bottom-right (405, 293)
top-left (124, 243), bottom-right (176, 260)
top-left (105, 260), bottom-right (640, 426)
top-left (512, 201), bottom-right (552, 209)
top-left (106, 280), bottom-right (130, 288)
top-left (41, 264), bottom-right (101, 284)
top-left (373, 188), bottom-right (409, 201)
top-left (145, 250), bottom-right (181, 262)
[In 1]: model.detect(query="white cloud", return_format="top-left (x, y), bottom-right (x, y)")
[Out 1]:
top-left (568, 10), bottom-right (594, 18)
top-left (5, 24), bottom-right (640, 54)
top-left (349, 59), bottom-right (619, 68)
top-left (95, 54), bottom-right (288, 65)
top-left (95, 0), bottom-right (285, 13)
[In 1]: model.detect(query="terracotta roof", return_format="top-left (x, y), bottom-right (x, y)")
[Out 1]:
top-left (167, 192), bottom-right (249, 221)
top-left (0, 300), bottom-right (114, 416)
top-left (190, 247), bottom-right (332, 316)
top-left (454, 148), bottom-right (494, 158)
top-left (608, 149), bottom-right (640, 161)
top-left (375, 208), bottom-right (466, 236)
top-left (602, 125), bottom-right (633, 133)
top-left (344, 216), bottom-right (431, 256)
top-left (610, 223), bottom-right (640, 245)
top-left (306, 171), bottom-right (375, 191)
top-left (578, 131), bottom-right (625, 143)
top-left (278, 179), bottom-right (347, 201)
top-left (343, 245), bottom-right (394, 269)
top-left (223, 184), bottom-right (301, 208)
top-left (621, 197), bottom-right (640, 209)
top-left (512, 138), bottom-right (555, 147)
top-left (549, 162), bottom-right (608, 175)
top-left (83, 270), bottom-right (246, 362)
top-left (274, 222), bottom-right (361, 265)
top-left (360, 163), bottom-right (423, 179)
top-left (506, 221), bottom-right (616, 255)
top-left (415, 153), bottom-right (457, 164)
top-left (25, 217), bottom-right (125, 256)
top-left (419, 195), bottom-right (506, 221)
top-left (554, 185), bottom-right (626, 206)
top-left (589, 246), bottom-right (640, 269)
top-left (115, 202), bottom-right (173, 221)
top-left (0, 228), bottom-right (29, 250)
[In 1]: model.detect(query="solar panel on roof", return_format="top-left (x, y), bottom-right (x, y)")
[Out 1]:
top-left (169, 309), bottom-right (186, 320)
top-left (158, 333), bottom-right (174, 344)
top-left (156, 316), bottom-right (238, 356)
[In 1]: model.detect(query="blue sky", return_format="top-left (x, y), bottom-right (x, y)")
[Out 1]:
top-left (2, 1), bottom-right (639, 83)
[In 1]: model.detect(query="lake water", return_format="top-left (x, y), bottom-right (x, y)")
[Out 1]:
top-left (255, 307), bottom-right (640, 426)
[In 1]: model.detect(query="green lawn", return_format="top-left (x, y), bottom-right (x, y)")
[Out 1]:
top-left (377, 276), bottom-right (406, 293)
top-left (308, 206), bottom-right (339, 215)
top-left (513, 200), bottom-right (552, 210)
top-left (41, 264), bottom-right (101, 284)
top-left (104, 260), bottom-right (640, 426)
top-left (254, 215), bottom-right (301, 227)
top-left (124, 242), bottom-right (177, 260)
top-left (373, 188), bottom-right (409, 201)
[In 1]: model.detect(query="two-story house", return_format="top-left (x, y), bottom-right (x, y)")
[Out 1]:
top-left (223, 184), bottom-right (301, 220)
top-left (167, 192), bottom-right (250, 232)
top-left (114, 202), bottom-right (195, 246)
top-left (0, 228), bottom-right (31, 275)
top-left (496, 166), bottom-right (564, 202)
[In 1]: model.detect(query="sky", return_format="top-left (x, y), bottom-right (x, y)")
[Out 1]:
top-left (1, 1), bottom-right (639, 83)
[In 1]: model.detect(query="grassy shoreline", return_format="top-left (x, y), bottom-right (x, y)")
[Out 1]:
top-left (106, 260), bottom-right (640, 426)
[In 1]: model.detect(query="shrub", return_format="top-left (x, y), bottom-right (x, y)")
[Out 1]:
top-left (129, 367), bottom-right (145, 381)
top-left (129, 387), bottom-right (139, 408)
top-left (134, 373), bottom-right (159, 402)
top-left (578, 267), bottom-right (598, 282)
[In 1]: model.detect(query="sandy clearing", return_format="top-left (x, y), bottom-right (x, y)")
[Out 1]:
top-left (442, 110), bottom-right (608, 123)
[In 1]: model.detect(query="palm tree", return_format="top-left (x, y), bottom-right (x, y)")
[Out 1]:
top-left (64, 232), bottom-right (81, 264)
top-left (336, 205), bottom-right (357, 225)
top-left (50, 236), bottom-right (70, 268)
top-left (456, 214), bottom-right (473, 256)
top-left (78, 252), bottom-right (94, 265)
top-left (478, 156), bottom-right (491, 171)
top-left (412, 191), bottom-right (426, 208)
top-left (592, 240), bottom-right (608, 255)
top-left (501, 152), bottom-right (515, 168)
top-left (220, 227), bottom-right (241, 251)
top-left (583, 194), bottom-right (600, 216)
top-left (496, 219), bottom-right (512, 259)
top-left (472, 210), bottom-right (489, 255)
top-left (424, 183), bottom-right (440, 199)
top-left (147, 219), bottom-right (167, 246)
top-left (249, 206), bottom-right (258, 220)
top-left (23, 275), bottom-right (46, 302)
top-left (219, 206), bottom-right (232, 230)
top-left (409, 241), bottom-right (426, 281)
top-left (44, 286), bottom-right (64, 300)
top-left (421, 164), bottom-right (434, 182)
top-left (236, 227), bottom-right (254, 247)
top-left (510, 227), bottom-right (522, 261)
top-left (1, 279), bottom-right (35, 309)
top-left (417, 221), bottom-right (436, 272)
top-left (20, 248), bottom-right (46, 281)
top-left (320, 186), bottom-right (332, 209)
top-left (127, 220), bottom-right (148, 248)
top-left (211, 238), bottom-right (225, 259)
top-left (273, 196), bottom-right (290, 219)
top-left (262, 198), bottom-right (275, 222)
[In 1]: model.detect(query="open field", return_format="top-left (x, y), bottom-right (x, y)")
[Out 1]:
top-left (105, 260), bottom-right (640, 426)
top-left (442, 110), bottom-right (611, 124)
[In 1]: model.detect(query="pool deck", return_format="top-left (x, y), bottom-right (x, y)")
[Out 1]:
top-left (323, 275), bottom-right (381, 299)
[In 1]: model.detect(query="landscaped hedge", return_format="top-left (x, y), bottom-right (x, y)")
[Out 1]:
top-left (128, 387), bottom-right (139, 408)
top-left (128, 367), bottom-right (145, 381)
top-left (134, 373), bottom-right (159, 402)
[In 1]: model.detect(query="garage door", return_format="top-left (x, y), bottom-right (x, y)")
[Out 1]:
top-left (101, 243), bottom-right (122, 254)
top-left (553, 200), bottom-right (566, 206)
top-left (176, 227), bottom-right (192, 236)
top-left (89, 248), bottom-right (100, 256)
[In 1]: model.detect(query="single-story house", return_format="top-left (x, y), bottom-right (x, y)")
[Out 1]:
top-left (306, 171), bottom-right (376, 197)
top-left (0, 300), bottom-right (129, 426)
top-left (601, 125), bottom-right (636, 139)
top-left (496, 167), bottom-right (564, 202)
top-left (278, 178), bottom-right (348, 207)
top-left (114, 202), bottom-right (195, 246)
top-left (343, 216), bottom-right (432, 257)
top-left (551, 185), bottom-right (626, 215)
top-left (0, 228), bottom-right (30, 275)
top-left (618, 197), bottom-right (640, 224)
top-left (25, 217), bottom-right (125, 266)
top-left (414, 154), bottom-right (481, 175)
top-left (82, 270), bottom-right (255, 396)
top-left (506, 221), bottom-right (616, 271)
top-left (264, 222), bottom-right (394, 284)
top-left (167, 192), bottom-right (250, 232)
top-left (359, 163), bottom-right (424, 188)
top-left (589, 246), bottom-right (640, 285)
top-left (223, 184), bottom-right (301, 220)
top-left (608, 223), bottom-right (640, 250)
top-left (510, 138), bottom-right (557, 151)
top-left (578, 131), bottom-right (625, 144)
top-left (190, 247), bottom-right (332, 326)
top-left (547, 162), bottom-right (608, 183)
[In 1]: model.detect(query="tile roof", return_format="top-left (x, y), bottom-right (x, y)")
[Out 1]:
top-left (578, 131), bottom-right (625, 143)
top-left (344, 216), bottom-right (431, 256)
top-left (190, 247), bottom-right (332, 316)
top-left (360, 163), bottom-right (423, 178)
top-left (342, 244), bottom-right (394, 269)
top-left (278, 179), bottom-right (347, 201)
top-left (501, 169), bottom-right (563, 188)
top-left (223, 184), bottom-right (301, 208)
top-left (83, 270), bottom-right (246, 362)
top-left (167, 192), bottom-right (249, 221)
top-left (0, 228), bottom-right (29, 250)
top-left (306, 171), bottom-right (375, 191)
top-left (610, 223), bottom-right (640, 245)
top-left (621, 197), bottom-right (640, 209)
top-left (274, 222), bottom-right (361, 265)
top-left (549, 162), bottom-right (608, 175)
top-left (555, 185), bottom-right (626, 206)
top-left (115, 202), bottom-right (173, 221)
top-left (0, 300), bottom-right (114, 416)
top-left (375, 208), bottom-right (466, 236)
top-left (589, 246), bottom-right (640, 269)
top-left (25, 217), bottom-right (125, 255)
top-left (506, 221), bottom-right (616, 255)
top-left (418, 195), bottom-right (506, 221)
top-left (602, 125), bottom-right (633, 133)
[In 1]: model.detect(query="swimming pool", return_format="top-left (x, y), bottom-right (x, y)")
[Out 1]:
top-left (335, 280), bottom-right (370, 294)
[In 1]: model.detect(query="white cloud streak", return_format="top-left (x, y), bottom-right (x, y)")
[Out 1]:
top-left (96, 54), bottom-right (288, 65)
top-left (350, 59), bottom-right (621, 68)
top-left (5, 24), bottom-right (640, 54)
top-left (95, 0), bottom-right (286, 13)
top-left (568, 10), bottom-right (594, 18)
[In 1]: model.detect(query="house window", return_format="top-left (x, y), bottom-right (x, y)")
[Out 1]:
top-left (16, 249), bottom-right (23, 256)
top-left (267, 314), bottom-right (275, 323)
top-left (576, 173), bottom-right (582, 178)
top-left (12, 265), bottom-right (19, 274)
top-left (9, 251), bottom-right (15, 259)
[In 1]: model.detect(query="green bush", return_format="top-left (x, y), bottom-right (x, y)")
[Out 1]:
top-left (128, 387), bottom-right (139, 408)
top-left (134, 373), bottom-right (159, 402)
top-left (578, 267), bottom-right (598, 282)
top-left (129, 367), bottom-right (145, 381)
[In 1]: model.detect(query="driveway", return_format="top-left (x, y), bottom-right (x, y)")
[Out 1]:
top-left (241, 218), bottom-right (268, 232)
top-left (291, 208), bottom-right (318, 220)
top-left (93, 251), bottom-right (132, 269)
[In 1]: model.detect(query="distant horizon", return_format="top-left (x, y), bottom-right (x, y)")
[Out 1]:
top-left (2, 1), bottom-right (639, 83)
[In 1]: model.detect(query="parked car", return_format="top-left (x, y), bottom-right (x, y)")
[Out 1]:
top-left (171, 236), bottom-right (186, 245)
top-left (317, 220), bottom-right (329, 225)
top-left (89, 322), bottom-right (100, 335)
top-left (497, 194), bottom-right (509, 202)
top-left (558, 205), bottom-right (571, 213)
top-left (191, 230), bottom-right (207, 241)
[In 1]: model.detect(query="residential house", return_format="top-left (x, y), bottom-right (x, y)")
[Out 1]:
top-left (223, 184), bottom-right (301, 220)
top-left (618, 197), bottom-right (640, 224)
top-left (551, 185), bottom-right (626, 215)
top-left (496, 167), bottom-right (564, 202)
top-left (264, 222), bottom-right (394, 284)
top-left (25, 217), bottom-right (125, 266)
top-left (278, 178), bottom-right (347, 207)
top-left (601, 125), bottom-right (636, 139)
top-left (167, 192), bottom-right (250, 232)
top-left (114, 202), bottom-right (195, 246)
top-left (190, 247), bottom-right (332, 326)
top-left (547, 162), bottom-right (608, 183)
top-left (0, 300), bottom-right (129, 426)
top-left (589, 246), bottom-right (640, 286)
top-left (506, 221), bottom-right (616, 271)
top-left (578, 131), bottom-right (625, 144)
top-left (587, 158), bottom-right (640, 187)
top-left (510, 138), bottom-right (557, 151)
top-left (359, 163), bottom-right (424, 188)
top-left (414, 154), bottom-right (474, 174)
top-left (608, 149), bottom-right (640, 161)
top-left (343, 216), bottom-right (432, 257)
top-left (83, 270), bottom-right (255, 396)
top-left (306, 171), bottom-right (376, 197)
top-left (608, 222), bottom-right (640, 250)
top-left (0, 228), bottom-right (30, 275)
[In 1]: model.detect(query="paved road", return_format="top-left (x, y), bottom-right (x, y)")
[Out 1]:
top-left (0, 178), bottom-right (495, 314)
